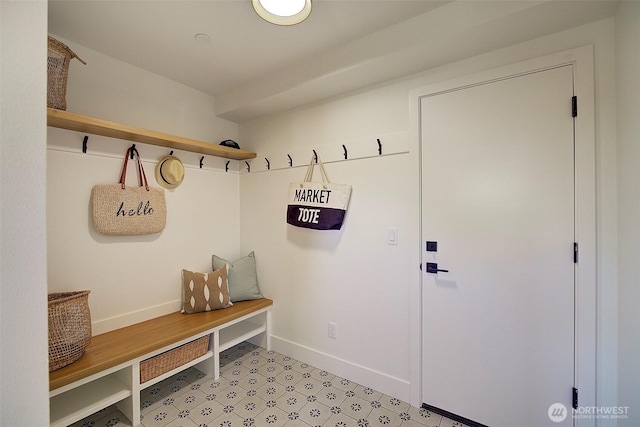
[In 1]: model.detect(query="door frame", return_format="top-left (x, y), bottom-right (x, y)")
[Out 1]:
top-left (408, 45), bottom-right (596, 425)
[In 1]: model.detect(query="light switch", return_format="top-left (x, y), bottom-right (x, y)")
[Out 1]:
top-left (388, 228), bottom-right (398, 245)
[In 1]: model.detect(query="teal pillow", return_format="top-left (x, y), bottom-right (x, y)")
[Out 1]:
top-left (212, 252), bottom-right (263, 302)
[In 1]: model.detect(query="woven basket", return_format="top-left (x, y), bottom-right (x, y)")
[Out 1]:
top-left (140, 336), bottom-right (210, 383)
top-left (47, 36), bottom-right (86, 110)
top-left (48, 291), bottom-right (92, 372)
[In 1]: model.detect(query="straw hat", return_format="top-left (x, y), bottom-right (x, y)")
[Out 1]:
top-left (155, 155), bottom-right (185, 189)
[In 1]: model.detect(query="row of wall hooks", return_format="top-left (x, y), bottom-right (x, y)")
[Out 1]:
top-left (71, 131), bottom-right (407, 174)
top-left (257, 137), bottom-right (387, 172)
top-left (81, 136), bottom-right (214, 169)
top-left (244, 131), bottom-right (408, 174)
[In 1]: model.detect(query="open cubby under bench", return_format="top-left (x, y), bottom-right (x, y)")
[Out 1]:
top-left (49, 298), bottom-right (273, 427)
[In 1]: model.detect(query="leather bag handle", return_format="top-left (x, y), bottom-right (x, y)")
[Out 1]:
top-left (119, 147), bottom-right (150, 191)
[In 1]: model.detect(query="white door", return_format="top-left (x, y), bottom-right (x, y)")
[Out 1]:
top-left (420, 65), bottom-right (576, 426)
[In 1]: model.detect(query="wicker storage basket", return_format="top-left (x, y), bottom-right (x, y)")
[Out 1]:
top-left (47, 36), bottom-right (86, 110)
top-left (140, 335), bottom-right (210, 383)
top-left (48, 291), bottom-right (92, 372)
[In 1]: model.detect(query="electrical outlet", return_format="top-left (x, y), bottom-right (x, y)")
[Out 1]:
top-left (328, 322), bottom-right (337, 339)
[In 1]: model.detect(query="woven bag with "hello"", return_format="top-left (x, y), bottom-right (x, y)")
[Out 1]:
top-left (91, 146), bottom-right (167, 236)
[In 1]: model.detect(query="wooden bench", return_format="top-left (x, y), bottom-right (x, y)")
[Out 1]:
top-left (49, 298), bottom-right (273, 427)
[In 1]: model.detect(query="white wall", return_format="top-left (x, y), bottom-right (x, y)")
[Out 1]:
top-left (54, 38), bottom-right (239, 144)
top-left (241, 152), bottom-right (417, 398)
top-left (46, 38), bottom-right (244, 333)
top-left (42, 11), bottom-right (627, 424)
top-left (0, 1), bottom-right (49, 425)
top-left (615, 3), bottom-right (640, 426)
top-left (239, 18), bottom-right (619, 411)
top-left (0, 4), bottom-right (631, 425)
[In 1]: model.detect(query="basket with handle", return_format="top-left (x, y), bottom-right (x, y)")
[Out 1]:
top-left (47, 35), bottom-right (86, 110)
top-left (48, 291), bottom-right (92, 372)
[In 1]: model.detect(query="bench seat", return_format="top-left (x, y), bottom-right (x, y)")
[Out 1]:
top-left (49, 298), bottom-right (272, 426)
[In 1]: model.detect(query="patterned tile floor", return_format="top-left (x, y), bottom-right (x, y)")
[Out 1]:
top-left (71, 342), bottom-right (467, 427)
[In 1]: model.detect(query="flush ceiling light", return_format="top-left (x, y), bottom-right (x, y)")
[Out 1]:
top-left (252, 0), bottom-right (312, 26)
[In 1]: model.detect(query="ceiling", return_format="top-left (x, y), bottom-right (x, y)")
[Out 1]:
top-left (48, 0), bottom-right (618, 122)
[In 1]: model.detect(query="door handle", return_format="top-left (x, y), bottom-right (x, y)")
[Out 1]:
top-left (425, 262), bottom-right (449, 274)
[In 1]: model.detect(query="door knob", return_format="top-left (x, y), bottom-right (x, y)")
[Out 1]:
top-left (425, 262), bottom-right (449, 274)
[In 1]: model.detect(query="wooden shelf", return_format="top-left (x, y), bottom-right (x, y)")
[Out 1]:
top-left (47, 108), bottom-right (257, 161)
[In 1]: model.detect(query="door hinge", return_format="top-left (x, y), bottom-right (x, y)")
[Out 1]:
top-left (574, 242), bottom-right (579, 263)
top-left (573, 387), bottom-right (579, 410)
top-left (572, 96), bottom-right (578, 117)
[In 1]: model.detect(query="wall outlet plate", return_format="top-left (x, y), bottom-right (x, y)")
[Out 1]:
top-left (328, 322), bottom-right (337, 339)
top-left (388, 228), bottom-right (398, 245)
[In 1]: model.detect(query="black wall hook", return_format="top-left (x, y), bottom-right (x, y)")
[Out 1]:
top-left (377, 138), bottom-right (382, 155)
top-left (225, 161), bottom-right (230, 172)
top-left (82, 135), bottom-right (88, 153)
top-left (287, 154), bottom-right (293, 167)
top-left (312, 150), bottom-right (318, 164)
top-left (169, 150), bottom-right (174, 155)
top-left (199, 156), bottom-right (204, 169)
top-left (130, 144), bottom-right (136, 159)
top-left (342, 144), bottom-right (348, 160)
top-left (265, 158), bottom-right (270, 170)
top-left (245, 161), bottom-right (251, 173)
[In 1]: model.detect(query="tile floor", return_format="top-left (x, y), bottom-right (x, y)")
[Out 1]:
top-left (70, 342), bottom-right (467, 427)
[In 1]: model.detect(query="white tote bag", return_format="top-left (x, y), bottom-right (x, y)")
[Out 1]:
top-left (286, 155), bottom-right (351, 230)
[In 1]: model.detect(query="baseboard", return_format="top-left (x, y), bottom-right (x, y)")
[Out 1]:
top-left (270, 335), bottom-right (411, 403)
top-left (92, 299), bottom-right (181, 335)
